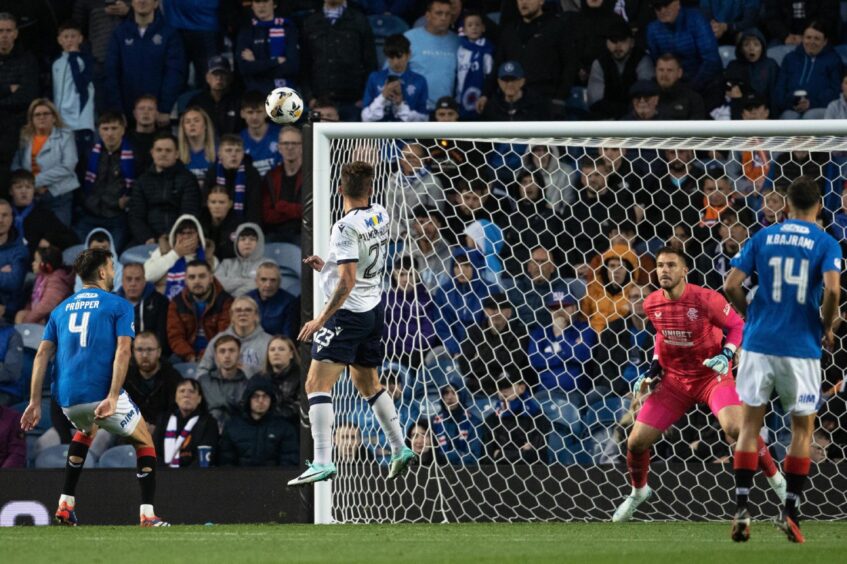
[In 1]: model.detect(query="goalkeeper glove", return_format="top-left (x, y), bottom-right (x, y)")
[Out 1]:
top-left (703, 346), bottom-right (735, 379)
top-left (633, 358), bottom-right (663, 395)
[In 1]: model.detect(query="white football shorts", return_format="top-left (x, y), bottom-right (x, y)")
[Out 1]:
top-left (736, 350), bottom-right (821, 416)
top-left (62, 390), bottom-right (142, 437)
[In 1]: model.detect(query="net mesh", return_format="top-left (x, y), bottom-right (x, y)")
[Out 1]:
top-left (320, 133), bottom-right (847, 522)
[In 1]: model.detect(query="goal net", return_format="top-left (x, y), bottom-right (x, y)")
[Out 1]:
top-left (309, 121), bottom-right (847, 523)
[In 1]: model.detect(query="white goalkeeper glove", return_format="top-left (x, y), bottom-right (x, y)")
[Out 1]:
top-left (703, 346), bottom-right (735, 379)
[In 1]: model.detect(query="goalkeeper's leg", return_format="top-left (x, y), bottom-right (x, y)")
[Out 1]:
top-left (612, 421), bottom-right (662, 522)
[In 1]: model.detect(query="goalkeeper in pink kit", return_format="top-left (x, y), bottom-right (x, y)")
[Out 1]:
top-left (612, 247), bottom-right (786, 521)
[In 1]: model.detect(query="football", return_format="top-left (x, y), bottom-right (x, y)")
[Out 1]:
top-left (265, 87), bottom-right (304, 124)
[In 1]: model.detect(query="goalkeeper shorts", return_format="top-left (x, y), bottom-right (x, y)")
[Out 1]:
top-left (637, 373), bottom-right (740, 431)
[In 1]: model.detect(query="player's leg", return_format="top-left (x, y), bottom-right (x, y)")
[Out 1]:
top-left (55, 403), bottom-right (100, 525)
top-left (775, 412), bottom-right (815, 543)
top-left (126, 418), bottom-right (169, 527)
top-left (287, 359), bottom-right (347, 486)
top-left (350, 364), bottom-right (415, 479)
top-left (611, 420), bottom-right (663, 522)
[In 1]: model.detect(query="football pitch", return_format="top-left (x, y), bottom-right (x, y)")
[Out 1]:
top-left (3, 522), bottom-right (846, 563)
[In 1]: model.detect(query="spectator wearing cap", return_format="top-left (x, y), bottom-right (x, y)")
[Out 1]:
top-left (654, 53), bottom-right (705, 120)
top-left (479, 0), bottom-right (574, 118)
top-left (404, 0), bottom-right (459, 111)
top-left (482, 61), bottom-right (548, 121)
top-left (104, 0), bottom-right (186, 127)
top-left (774, 20), bottom-right (843, 120)
top-left (724, 28), bottom-right (778, 113)
top-left (455, 10), bottom-right (493, 120)
top-left (571, 2), bottom-right (629, 86)
top-left (459, 292), bottom-right (529, 396)
top-left (188, 56), bottom-right (244, 136)
top-left (825, 70), bottom-right (847, 120)
top-left (646, 0), bottom-right (722, 108)
top-left (362, 34), bottom-right (429, 122)
top-left (162, 0), bottom-right (221, 80)
top-left (587, 18), bottom-right (654, 120)
top-left (620, 80), bottom-right (662, 120)
top-left (432, 96), bottom-right (459, 121)
top-left (595, 284), bottom-right (654, 395)
top-left (236, 0), bottom-right (301, 95)
top-left (301, 0), bottom-right (376, 122)
top-left (700, 0), bottom-right (760, 45)
top-left (483, 377), bottom-right (549, 464)
top-left (528, 291), bottom-right (597, 402)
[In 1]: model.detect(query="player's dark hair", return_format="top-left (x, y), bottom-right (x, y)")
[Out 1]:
top-left (786, 176), bottom-right (821, 211)
top-left (215, 334), bottom-right (241, 350)
top-left (341, 161), bottom-right (374, 199)
top-left (75, 248), bottom-right (113, 283)
top-left (383, 34), bottom-right (410, 57)
top-left (96, 111), bottom-right (127, 129)
top-left (9, 169), bottom-right (35, 187)
top-left (186, 259), bottom-right (211, 272)
top-left (655, 245), bottom-right (689, 267)
top-left (241, 90), bottom-right (265, 110)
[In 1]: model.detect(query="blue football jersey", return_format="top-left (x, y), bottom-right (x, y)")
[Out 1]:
top-left (730, 219), bottom-right (842, 358)
top-left (44, 288), bottom-right (135, 407)
top-left (241, 124), bottom-right (280, 177)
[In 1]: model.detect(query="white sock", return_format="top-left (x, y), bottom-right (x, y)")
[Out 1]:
top-left (369, 389), bottom-right (405, 456)
top-left (140, 504), bottom-right (155, 518)
top-left (59, 494), bottom-right (75, 507)
top-left (308, 393), bottom-right (334, 465)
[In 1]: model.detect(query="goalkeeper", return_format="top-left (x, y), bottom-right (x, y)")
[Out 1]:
top-left (612, 247), bottom-right (786, 521)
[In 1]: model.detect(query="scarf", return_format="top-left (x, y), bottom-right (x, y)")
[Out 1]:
top-left (84, 137), bottom-right (135, 196)
top-left (456, 37), bottom-right (493, 117)
top-left (252, 17), bottom-right (287, 58)
top-left (216, 160), bottom-right (246, 216)
top-left (166, 245), bottom-right (206, 300)
top-left (13, 203), bottom-right (35, 242)
top-left (164, 413), bottom-right (200, 468)
top-left (67, 52), bottom-right (92, 112)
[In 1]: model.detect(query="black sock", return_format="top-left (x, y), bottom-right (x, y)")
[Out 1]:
top-left (63, 437), bottom-right (91, 497)
top-left (136, 448), bottom-right (157, 506)
top-left (734, 469), bottom-right (754, 511)
top-left (785, 473), bottom-right (807, 518)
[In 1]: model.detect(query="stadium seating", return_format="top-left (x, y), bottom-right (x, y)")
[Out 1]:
top-left (718, 45), bottom-right (736, 68)
top-left (766, 44), bottom-right (794, 66)
top-left (280, 265), bottom-right (301, 297)
top-left (265, 242), bottom-right (302, 276)
top-left (15, 323), bottom-right (44, 350)
top-left (62, 244), bottom-right (86, 267)
top-left (120, 244), bottom-right (158, 266)
top-left (369, 15), bottom-right (409, 70)
top-left (837, 44), bottom-right (847, 67)
top-left (35, 444), bottom-right (96, 469)
top-left (173, 362), bottom-right (199, 379)
top-left (97, 445), bottom-right (138, 468)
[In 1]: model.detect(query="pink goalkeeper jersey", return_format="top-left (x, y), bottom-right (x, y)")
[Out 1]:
top-left (643, 284), bottom-right (744, 381)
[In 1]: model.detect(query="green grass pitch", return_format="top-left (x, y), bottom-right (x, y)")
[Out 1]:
top-left (3, 522), bottom-right (847, 563)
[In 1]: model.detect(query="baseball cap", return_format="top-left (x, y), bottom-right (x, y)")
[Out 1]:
top-left (546, 291), bottom-right (578, 309)
top-left (605, 19), bottom-right (632, 41)
top-left (498, 61), bottom-right (525, 80)
top-left (629, 79), bottom-right (660, 99)
top-left (208, 55), bottom-right (232, 74)
top-left (435, 96), bottom-right (459, 112)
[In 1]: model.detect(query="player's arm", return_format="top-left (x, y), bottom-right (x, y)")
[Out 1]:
top-left (703, 291), bottom-right (744, 377)
top-left (94, 336), bottom-right (133, 420)
top-left (19, 340), bottom-right (56, 431)
top-left (723, 267), bottom-right (749, 318)
top-left (298, 261), bottom-right (357, 342)
top-left (822, 270), bottom-right (840, 349)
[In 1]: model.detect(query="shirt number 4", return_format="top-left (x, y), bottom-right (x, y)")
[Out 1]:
top-left (69, 312), bottom-right (91, 347)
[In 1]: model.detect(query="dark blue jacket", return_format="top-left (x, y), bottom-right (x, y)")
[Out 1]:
top-left (246, 287), bottom-right (299, 339)
top-left (725, 28), bottom-right (779, 108)
top-left (774, 44), bottom-right (843, 112)
top-left (0, 228), bottom-right (29, 322)
top-left (432, 399), bottom-right (482, 464)
top-left (104, 13), bottom-right (186, 115)
top-left (529, 320), bottom-right (597, 392)
top-left (235, 17), bottom-right (301, 94)
top-left (163, 0), bottom-right (219, 32)
top-left (647, 7), bottom-right (721, 91)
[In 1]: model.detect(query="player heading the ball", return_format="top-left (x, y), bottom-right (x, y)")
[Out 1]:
top-left (611, 246), bottom-right (785, 523)
top-left (288, 161), bottom-right (416, 487)
top-left (726, 176), bottom-right (842, 544)
top-left (20, 248), bottom-right (169, 527)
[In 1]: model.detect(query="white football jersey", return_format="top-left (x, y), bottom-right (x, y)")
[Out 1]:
top-left (320, 204), bottom-right (390, 312)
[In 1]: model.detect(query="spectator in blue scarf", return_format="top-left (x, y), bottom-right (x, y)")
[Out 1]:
top-left (236, 0), bottom-right (301, 94)
top-left (455, 11), bottom-right (493, 120)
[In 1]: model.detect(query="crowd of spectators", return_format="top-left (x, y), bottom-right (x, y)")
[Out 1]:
top-left (2, 0), bottom-right (847, 470)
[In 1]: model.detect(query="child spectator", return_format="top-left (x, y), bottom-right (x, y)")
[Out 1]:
top-left (203, 134), bottom-right (262, 224)
top-left (200, 185), bottom-right (240, 261)
top-left (383, 256), bottom-right (438, 370)
top-left (455, 11), bottom-right (493, 120)
top-left (236, 0), bottom-right (301, 95)
top-left (240, 91), bottom-right (280, 176)
top-left (725, 29), bottom-right (779, 112)
top-left (362, 34), bottom-right (428, 123)
top-left (178, 107), bottom-right (217, 188)
top-left (16, 246), bottom-right (73, 325)
top-left (774, 20), bottom-right (843, 119)
top-left (824, 70), bottom-right (847, 119)
top-left (758, 188), bottom-right (785, 229)
top-left (74, 228), bottom-right (124, 293)
top-left (52, 21), bottom-right (95, 168)
top-left (216, 223), bottom-right (266, 297)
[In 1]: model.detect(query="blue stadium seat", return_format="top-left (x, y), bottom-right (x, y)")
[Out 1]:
top-left (15, 323), bottom-right (44, 350)
top-left (719, 45), bottom-right (736, 68)
top-left (62, 244), bottom-right (86, 267)
top-left (98, 445), bottom-right (138, 468)
top-left (541, 398), bottom-right (583, 438)
top-left (265, 242), bottom-right (301, 276)
top-left (487, 11), bottom-right (501, 25)
top-left (767, 44), bottom-right (794, 66)
top-left (35, 444), bottom-right (96, 469)
top-left (368, 14), bottom-right (408, 38)
top-left (173, 362), bottom-right (198, 379)
top-left (583, 396), bottom-right (626, 429)
top-left (280, 265), bottom-right (301, 297)
top-left (565, 86), bottom-right (589, 118)
top-left (119, 244), bottom-right (158, 266)
top-left (836, 44), bottom-right (847, 67)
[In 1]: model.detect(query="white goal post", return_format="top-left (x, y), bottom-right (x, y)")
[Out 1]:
top-left (309, 120), bottom-right (847, 524)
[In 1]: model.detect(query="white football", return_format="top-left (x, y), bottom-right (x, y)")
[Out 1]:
top-left (265, 87), bottom-right (304, 124)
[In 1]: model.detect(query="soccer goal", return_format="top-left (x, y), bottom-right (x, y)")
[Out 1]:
top-left (306, 120), bottom-right (847, 524)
